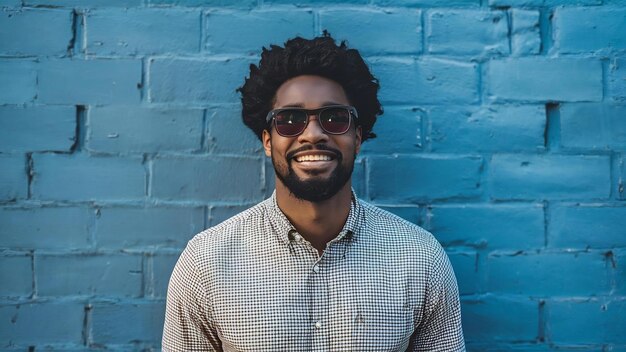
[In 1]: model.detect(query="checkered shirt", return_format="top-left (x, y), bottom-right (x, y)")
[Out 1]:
top-left (163, 192), bottom-right (465, 351)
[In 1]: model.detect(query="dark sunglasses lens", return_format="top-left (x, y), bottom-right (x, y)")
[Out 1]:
top-left (274, 110), bottom-right (307, 136)
top-left (320, 108), bottom-right (351, 134)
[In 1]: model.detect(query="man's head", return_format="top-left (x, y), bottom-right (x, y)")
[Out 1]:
top-left (238, 34), bottom-right (382, 202)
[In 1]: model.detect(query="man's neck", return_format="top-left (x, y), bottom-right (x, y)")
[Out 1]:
top-left (275, 180), bottom-right (353, 255)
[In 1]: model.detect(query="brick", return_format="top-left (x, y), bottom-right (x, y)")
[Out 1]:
top-left (88, 106), bottom-right (204, 153)
top-left (150, 253), bottom-right (179, 298)
top-left (149, 57), bottom-right (251, 104)
top-left (621, 155), bottom-right (626, 200)
top-left (461, 297), bottom-right (538, 342)
top-left (370, 57), bottom-right (478, 104)
top-left (265, 0), bottom-right (368, 4)
top-left (489, 0), bottom-right (600, 5)
top-left (0, 255), bottom-right (32, 297)
top-left (374, 0), bottom-right (478, 5)
top-left (489, 154), bottom-right (610, 200)
top-left (0, 207), bottom-right (92, 250)
top-left (550, 204), bottom-right (626, 249)
top-left (351, 158), bottom-right (366, 200)
top-left (0, 302), bottom-right (84, 344)
top-left (31, 154), bottom-right (145, 201)
top-left (486, 58), bottom-right (602, 103)
top-left (207, 106), bottom-right (262, 154)
top-left (428, 105), bottom-right (545, 152)
top-left (0, 106), bottom-right (75, 152)
top-left (426, 10), bottom-right (508, 57)
top-left (152, 156), bottom-right (264, 202)
top-left (264, 158), bottom-right (276, 199)
top-left (554, 8), bottom-right (626, 53)
top-left (447, 251), bottom-right (480, 295)
top-left (615, 249), bottom-right (626, 295)
top-left (149, 0), bottom-right (255, 6)
top-left (0, 9), bottom-right (72, 55)
top-left (560, 103), bottom-right (626, 150)
top-left (36, 253), bottom-right (142, 297)
top-left (549, 299), bottom-right (626, 344)
top-left (359, 106), bottom-right (423, 154)
top-left (0, 60), bottom-right (36, 104)
top-left (38, 59), bottom-right (142, 104)
top-left (428, 204), bottom-right (544, 249)
top-left (0, 155), bottom-right (26, 201)
top-left (205, 10), bottom-right (314, 54)
top-left (369, 155), bottom-right (483, 202)
top-left (96, 206), bottom-right (204, 249)
top-left (465, 343), bottom-right (553, 351)
top-left (25, 0), bottom-right (142, 5)
top-left (377, 205), bottom-right (421, 225)
top-left (320, 9), bottom-right (421, 55)
top-left (91, 301), bottom-right (165, 344)
top-left (511, 9), bottom-right (541, 56)
top-left (86, 9), bottom-right (201, 55)
top-left (210, 204), bottom-right (254, 226)
top-left (609, 57), bottom-right (626, 101)
top-left (487, 252), bottom-right (610, 296)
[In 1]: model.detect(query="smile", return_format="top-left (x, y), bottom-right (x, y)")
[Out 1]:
top-left (294, 154), bottom-right (334, 162)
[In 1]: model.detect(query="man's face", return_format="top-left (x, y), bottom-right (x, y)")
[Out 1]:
top-left (262, 75), bottom-right (362, 202)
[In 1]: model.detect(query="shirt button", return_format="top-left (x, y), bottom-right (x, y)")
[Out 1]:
top-left (294, 234), bottom-right (302, 241)
top-left (314, 321), bottom-right (322, 330)
top-left (313, 265), bottom-right (320, 273)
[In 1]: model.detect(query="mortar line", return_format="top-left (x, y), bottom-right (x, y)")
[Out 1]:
top-left (26, 152), bottom-right (33, 199)
top-left (30, 250), bottom-right (36, 299)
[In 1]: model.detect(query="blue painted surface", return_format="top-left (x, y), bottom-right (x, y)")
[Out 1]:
top-left (0, 255), bottom-right (32, 296)
top-left (510, 9), bottom-right (541, 56)
top-left (428, 105), bottom-right (546, 152)
top-left (0, 60), bottom-right (37, 104)
top-left (1, 0), bottom-right (625, 350)
top-left (490, 154), bottom-right (610, 200)
top-left (560, 103), bottom-right (626, 149)
top-left (88, 106), bottom-right (204, 153)
top-left (0, 154), bottom-right (27, 200)
top-left (86, 9), bottom-right (202, 55)
top-left (38, 59), bottom-right (142, 104)
top-left (0, 106), bottom-right (76, 152)
top-left (426, 10), bottom-right (509, 56)
top-left (36, 253), bottom-right (143, 297)
top-left (320, 8), bottom-right (422, 55)
top-left (0, 9), bottom-right (73, 56)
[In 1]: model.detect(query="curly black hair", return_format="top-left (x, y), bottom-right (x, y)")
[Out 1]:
top-left (237, 33), bottom-right (383, 142)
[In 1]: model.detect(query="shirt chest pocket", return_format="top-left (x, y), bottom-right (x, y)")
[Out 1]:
top-left (351, 306), bottom-right (415, 352)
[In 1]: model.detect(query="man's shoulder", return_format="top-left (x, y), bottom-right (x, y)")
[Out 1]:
top-left (187, 198), bottom-right (272, 248)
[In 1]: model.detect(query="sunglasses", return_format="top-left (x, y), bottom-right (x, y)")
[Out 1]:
top-left (266, 105), bottom-right (358, 137)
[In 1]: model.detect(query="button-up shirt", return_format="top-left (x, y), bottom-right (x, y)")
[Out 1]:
top-left (162, 192), bottom-right (465, 351)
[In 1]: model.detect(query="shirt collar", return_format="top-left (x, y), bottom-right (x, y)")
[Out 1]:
top-left (268, 189), bottom-right (364, 246)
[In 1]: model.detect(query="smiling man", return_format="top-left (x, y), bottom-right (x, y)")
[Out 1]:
top-left (162, 34), bottom-right (465, 351)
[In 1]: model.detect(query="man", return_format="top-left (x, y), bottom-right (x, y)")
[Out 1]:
top-left (162, 34), bottom-right (465, 351)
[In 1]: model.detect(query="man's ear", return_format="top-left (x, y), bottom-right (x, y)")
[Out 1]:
top-left (262, 129), bottom-right (272, 157)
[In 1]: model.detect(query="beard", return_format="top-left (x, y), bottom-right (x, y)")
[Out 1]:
top-left (271, 144), bottom-right (355, 202)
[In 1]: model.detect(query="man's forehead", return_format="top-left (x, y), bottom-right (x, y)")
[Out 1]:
top-left (273, 75), bottom-right (349, 108)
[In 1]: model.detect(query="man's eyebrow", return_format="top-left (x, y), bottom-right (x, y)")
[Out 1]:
top-left (278, 102), bottom-right (345, 108)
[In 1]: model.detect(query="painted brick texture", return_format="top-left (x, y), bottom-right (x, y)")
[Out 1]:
top-left (1, 0), bottom-right (624, 351)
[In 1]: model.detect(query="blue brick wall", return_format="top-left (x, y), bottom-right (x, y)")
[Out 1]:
top-left (0, 0), bottom-right (624, 350)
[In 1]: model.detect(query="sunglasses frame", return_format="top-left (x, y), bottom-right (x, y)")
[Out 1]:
top-left (265, 105), bottom-right (359, 137)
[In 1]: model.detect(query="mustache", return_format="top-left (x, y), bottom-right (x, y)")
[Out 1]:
top-left (286, 144), bottom-right (342, 161)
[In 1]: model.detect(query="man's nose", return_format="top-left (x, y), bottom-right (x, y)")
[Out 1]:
top-left (297, 115), bottom-right (329, 144)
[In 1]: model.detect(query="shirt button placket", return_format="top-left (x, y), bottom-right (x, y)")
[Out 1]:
top-left (311, 259), bottom-right (328, 351)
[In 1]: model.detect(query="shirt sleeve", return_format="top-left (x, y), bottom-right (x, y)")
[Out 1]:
top-left (162, 237), bottom-right (223, 351)
top-left (409, 239), bottom-right (466, 351)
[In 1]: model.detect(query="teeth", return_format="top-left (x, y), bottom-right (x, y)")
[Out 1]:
top-left (295, 154), bottom-right (332, 162)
